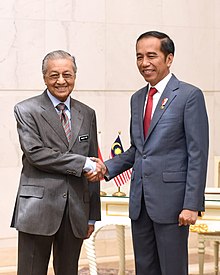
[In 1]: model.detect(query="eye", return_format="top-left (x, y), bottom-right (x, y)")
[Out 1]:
top-left (148, 54), bottom-right (157, 59)
top-left (63, 73), bottom-right (73, 79)
top-left (49, 74), bottom-right (59, 80)
top-left (136, 55), bottom-right (143, 61)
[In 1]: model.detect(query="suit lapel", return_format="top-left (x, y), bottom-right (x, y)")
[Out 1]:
top-left (39, 93), bottom-right (84, 149)
top-left (138, 86), bottom-right (148, 144)
top-left (145, 75), bottom-right (179, 141)
top-left (68, 99), bottom-right (83, 149)
top-left (40, 91), bottom-right (69, 147)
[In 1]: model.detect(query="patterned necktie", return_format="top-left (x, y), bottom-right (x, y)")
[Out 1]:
top-left (56, 103), bottom-right (71, 141)
top-left (143, 87), bottom-right (157, 138)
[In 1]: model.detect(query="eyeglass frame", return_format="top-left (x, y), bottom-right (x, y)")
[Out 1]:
top-left (45, 72), bottom-right (75, 81)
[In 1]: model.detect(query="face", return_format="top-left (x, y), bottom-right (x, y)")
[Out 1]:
top-left (136, 37), bottom-right (173, 86)
top-left (43, 58), bottom-right (76, 102)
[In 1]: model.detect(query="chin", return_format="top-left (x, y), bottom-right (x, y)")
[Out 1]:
top-left (143, 77), bottom-right (151, 83)
top-left (56, 96), bottom-right (68, 102)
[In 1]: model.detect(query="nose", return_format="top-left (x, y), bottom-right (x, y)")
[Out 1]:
top-left (142, 56), bottom-right (150, 67)
top-left (57, 74), bottom-right (66, 84)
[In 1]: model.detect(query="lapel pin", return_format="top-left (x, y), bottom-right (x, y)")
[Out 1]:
top-left (160, 98), bottom-right (168, 109)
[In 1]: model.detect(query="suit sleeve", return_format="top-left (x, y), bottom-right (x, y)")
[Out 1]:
top-left (183, 88), bottom-right (209, 211)
top-left (87, 111), bottom-right (101, 221)
top-left (14, 104), bottom-right (86, 177)
top-left (105, 145), bottom-right (135, 180)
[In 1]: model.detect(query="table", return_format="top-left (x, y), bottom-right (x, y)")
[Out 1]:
top-left (84, 189), bottom-right (220, 275)
top-left (84, 196), bottom-right (130, 275)
top-left (197, 232), bottom-right (220, 275)
top-left (190, 189), bottom-right (220, 275)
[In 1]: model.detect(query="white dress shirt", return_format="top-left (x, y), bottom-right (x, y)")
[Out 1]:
top-left (47, 90), bottom-right (96, 173)
top-left (144, 73), bottom-right (172, 118)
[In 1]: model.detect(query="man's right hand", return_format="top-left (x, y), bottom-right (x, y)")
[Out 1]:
top-left (84, 157), bottom-right (107, 182)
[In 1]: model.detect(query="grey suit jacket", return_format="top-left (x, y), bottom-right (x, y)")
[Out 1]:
top-left (105, 74), bottom-right (209, 224)
top-left (11, 91), bottom-right (101, 238)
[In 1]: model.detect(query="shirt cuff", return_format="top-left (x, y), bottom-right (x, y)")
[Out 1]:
top-left (83, 157), bottom-right (96, 172)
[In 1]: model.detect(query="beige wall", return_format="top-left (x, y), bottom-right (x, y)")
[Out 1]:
top-left (0, 0), bottom-right (220, 247)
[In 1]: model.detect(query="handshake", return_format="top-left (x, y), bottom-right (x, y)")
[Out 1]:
top-left (84, 157), bottom-right (107, 182)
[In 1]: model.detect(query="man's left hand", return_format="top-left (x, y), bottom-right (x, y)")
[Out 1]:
top-left (84, 224), bottom-right (95, 239)
top-left (178, 209), bottom-right (198, 226)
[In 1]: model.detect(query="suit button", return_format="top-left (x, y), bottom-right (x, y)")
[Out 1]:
top-left (143, 155), bottom-right (147, 159)
top-left (66, 170), bottom-right (76, 175)
top-left (63, 193), bottom-right (67, 198)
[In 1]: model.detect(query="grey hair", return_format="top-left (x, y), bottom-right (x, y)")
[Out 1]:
top-left (42, 50), bottom-right (77, 75)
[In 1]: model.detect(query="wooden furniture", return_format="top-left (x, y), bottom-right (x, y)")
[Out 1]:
top-left (197, 232), bottom-right (220, 275)
top-left (84, 188), bottom-right (220, 275)
top-left (84, 196), bottom-right (130, 275)
top-left (190, 188), bottom-right (220, 275)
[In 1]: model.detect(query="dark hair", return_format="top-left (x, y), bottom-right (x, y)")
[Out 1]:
top-left (136, 31), bottom-right (175, 57)
top-left (42, 50), bottom-right (77, 75)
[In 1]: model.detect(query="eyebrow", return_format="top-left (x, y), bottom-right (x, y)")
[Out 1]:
top-left (148, 51), bottom-right (157, 55)
top-left (49, 70), bottom-right (72, 74)
top-left (136, 51), bottom-right (158, 56)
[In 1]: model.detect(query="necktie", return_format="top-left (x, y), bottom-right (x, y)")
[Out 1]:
top-left (56, 103), bottom-right (71, 141)
top-left (143, 87), bottom-right (157, 138)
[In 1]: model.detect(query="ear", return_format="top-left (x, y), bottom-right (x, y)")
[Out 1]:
top-left (166, 53), bottom-right (174, 68)
top-left (43, 75), bottom-right (47, 85)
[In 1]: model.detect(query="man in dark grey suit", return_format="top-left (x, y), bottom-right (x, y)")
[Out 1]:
top-left (11, 50), bottom-right (102, 275)
top-left (86, 31), bottom-right (209, 275)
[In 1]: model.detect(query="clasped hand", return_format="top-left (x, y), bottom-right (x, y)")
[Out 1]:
top-left (84, 157), bottom-right (107, 182)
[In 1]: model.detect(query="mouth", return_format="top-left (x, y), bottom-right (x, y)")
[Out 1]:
top-left (142, 69), bottom-right (154, 75)
top-left (56, 86), bottom-right (67, 92)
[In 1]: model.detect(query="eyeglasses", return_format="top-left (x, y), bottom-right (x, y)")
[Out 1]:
top-left (47, 73), bottom-right (75, 81)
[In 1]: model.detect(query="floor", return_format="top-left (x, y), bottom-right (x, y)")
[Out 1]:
top-left (0, 231), bottom-right (219, 275)
top-left (0, 247), bottom-right (218, 275)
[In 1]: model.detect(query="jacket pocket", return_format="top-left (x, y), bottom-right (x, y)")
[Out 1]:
top-left (162, 171), bottom-right (186, 183)
top-left (19, 185), bottom-right (44, 198)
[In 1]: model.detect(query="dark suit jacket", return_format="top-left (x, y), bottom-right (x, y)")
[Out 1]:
top-left (105, 74), bottom-right (209, 223)
top-left (11, 90), bottom-right (101, 238)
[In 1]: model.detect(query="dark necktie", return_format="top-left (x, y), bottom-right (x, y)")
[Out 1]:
top-left (56, 103), bottom-right (71, 141)
top-left (143, 87), bottom-right (157, 138)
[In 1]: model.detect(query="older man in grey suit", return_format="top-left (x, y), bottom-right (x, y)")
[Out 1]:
top-left (86, 31), bottom-right (209, 275)
top-left (11, 50), bottom-right (102, 275)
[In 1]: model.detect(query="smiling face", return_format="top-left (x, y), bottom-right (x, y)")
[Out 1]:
top-left (43, 58), bottom-right (76, 102)
top-left (136, 37), bottom-right (174, 86)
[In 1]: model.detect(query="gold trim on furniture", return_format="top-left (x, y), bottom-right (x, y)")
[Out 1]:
top-left (106, 203), bottom-right (128, 217)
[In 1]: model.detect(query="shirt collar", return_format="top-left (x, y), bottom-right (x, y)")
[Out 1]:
top-left (47, 90), bottom-right (71, 111)
top-left (149, 73), bottom-right (172, 95)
